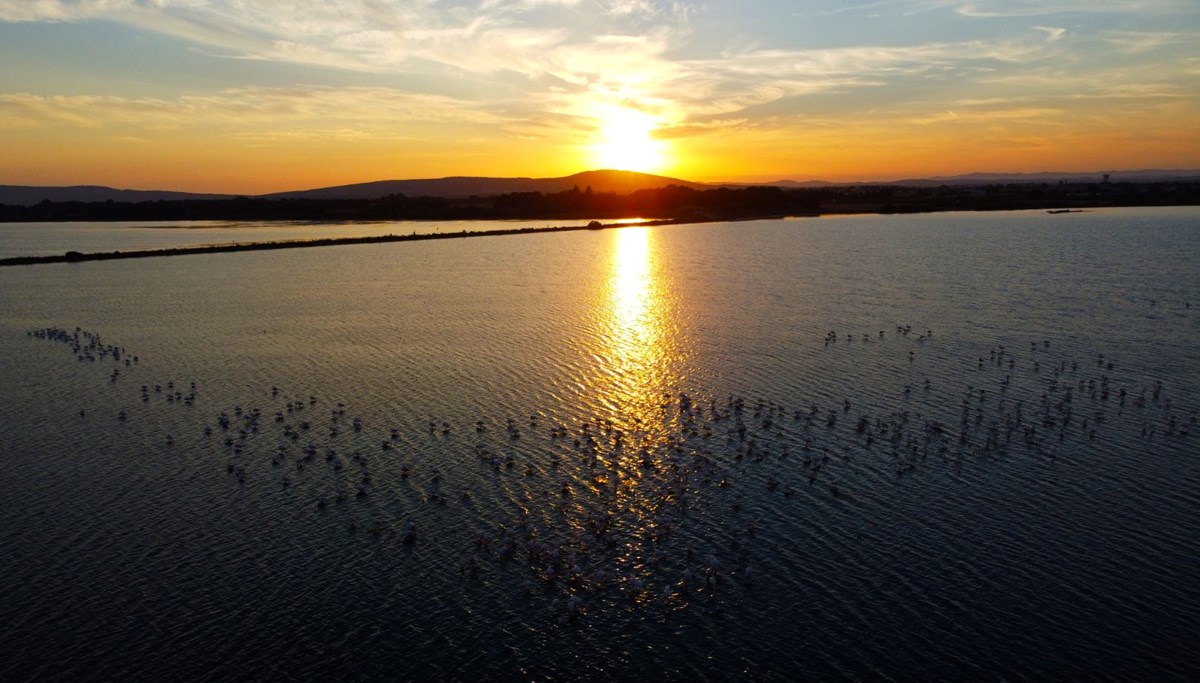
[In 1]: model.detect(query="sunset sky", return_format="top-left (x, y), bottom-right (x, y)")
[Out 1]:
top-left (1, 0), bottom-right (1198, 193)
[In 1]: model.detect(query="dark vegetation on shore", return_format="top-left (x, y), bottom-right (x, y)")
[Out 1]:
top-left (3, 180), bottom-right (1197, 224)
top-left (1, 180), bottom-right (1197, 267)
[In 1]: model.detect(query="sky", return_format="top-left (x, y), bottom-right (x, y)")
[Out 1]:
top-left (1, 0), bottom-right (1198, 193)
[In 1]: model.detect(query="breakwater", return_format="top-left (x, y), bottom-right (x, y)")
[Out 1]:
top-left (0, 218), bottom-right (693, 267)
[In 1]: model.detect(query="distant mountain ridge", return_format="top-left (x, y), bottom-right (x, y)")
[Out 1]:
top-left (260, 169), bottom-right (710, 200)
top-left (0, 170), bottom-right (708, 207)
top-left (0, 185), bottom-right (234, 206)
top-left (736, 169), bottom-right (1200, 188)
top-left (2, 168), bottom-right (1197, 206)
top-left (880, 169), bottom-right (1200, 186)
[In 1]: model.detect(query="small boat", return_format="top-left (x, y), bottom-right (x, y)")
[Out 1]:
top-left (1047, 209), bottom-right (1082, 214)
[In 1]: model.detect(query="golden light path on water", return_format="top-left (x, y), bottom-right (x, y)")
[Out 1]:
top-left (584, 226), bottom-right (696, 584)
top-left (603, 226), bottom-right (672, 423)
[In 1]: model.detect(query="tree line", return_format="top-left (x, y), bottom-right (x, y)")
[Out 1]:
top-left (1, 181), bottom-right (1197, 223)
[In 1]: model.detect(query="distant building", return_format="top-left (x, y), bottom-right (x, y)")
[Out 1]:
top-left (1103, 173), bottom-right (1111, 183)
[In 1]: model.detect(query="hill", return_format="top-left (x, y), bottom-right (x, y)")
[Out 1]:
top-left (260, 169), bottom-right (709, 200)
top-left (0, 185), bottom-right (232, 207)
top-left (0, 170), bottom-right (707, 207)
top-left (3, 169), bottom-right (1198, 207)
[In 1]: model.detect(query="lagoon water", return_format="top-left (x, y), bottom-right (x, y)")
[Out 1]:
top-left (1, 207), bottom-right (1198, 680)
top-left (0, 218), bottom-right (639, 260)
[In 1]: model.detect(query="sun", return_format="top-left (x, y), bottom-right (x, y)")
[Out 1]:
top-left (588, 108), bottom-right (668, 174)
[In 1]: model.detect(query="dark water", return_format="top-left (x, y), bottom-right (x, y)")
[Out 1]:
top-left (1, 208), bottom-right (1198, 681)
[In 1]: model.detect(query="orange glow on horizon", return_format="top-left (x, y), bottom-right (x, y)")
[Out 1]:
top-left (3, 102), bottom-right (1199, 193)
top-left (2, 4), bottom-right (1197, 194)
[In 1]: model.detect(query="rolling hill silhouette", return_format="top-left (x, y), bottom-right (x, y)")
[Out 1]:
top-left (0, 170), bottom-right (706, 206)
top-left (259, 169), bottom-right (709, 200)
top-left (3, 168), bottom-right (1197, 207)
top-left (0, 185), bottom-right (234, 206)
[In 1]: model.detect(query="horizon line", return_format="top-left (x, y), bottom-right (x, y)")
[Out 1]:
top-left (4, 166), bottom-right (1200, 198)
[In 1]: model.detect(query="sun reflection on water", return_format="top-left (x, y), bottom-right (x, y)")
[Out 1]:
top-left (579, 226), bottom-right (702, 577)
top-left (604, 227), bottom-right (672, 420)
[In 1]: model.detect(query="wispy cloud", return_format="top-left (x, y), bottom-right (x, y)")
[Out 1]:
top-left (0, 1), bottom-right (679, 72)
top-left (1, 0), bottom-right (1196, 181)
top-left (655, 34), bottom-right (1063, 118)
top-left (877, 0), bottom-right (1193, 17)
top-left (1100, 30), bottom-right (1193, 53)
top-left (0, 1), bottom-right (1189, 126)
top-left (0, 87), bottom-right (509, 135)
top-left (904, 106), bottom-right (1066, 126)
top-left (1034, 26), bottom-right (1066, 41)
top-left (812, 0), bottom-right (1191, 18)
top-left (953, 0), bottom-right (1192, 17)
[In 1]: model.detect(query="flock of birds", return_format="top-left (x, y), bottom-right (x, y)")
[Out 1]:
top-left (26, 323), bottom-right (1195, 621)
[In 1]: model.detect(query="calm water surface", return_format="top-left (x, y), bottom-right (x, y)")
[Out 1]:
top-left (1, 207), bottom-right (1198, 681)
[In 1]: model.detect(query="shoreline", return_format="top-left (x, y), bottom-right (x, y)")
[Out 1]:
top-left (0, 216), bottom-right (714, 267)
top-left (0, 202), bottom-right (1193, 267)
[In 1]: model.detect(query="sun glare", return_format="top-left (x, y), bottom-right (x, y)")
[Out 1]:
top-left (589, 109), bottom-right (667, 174)
top-left (599, 226), bottom-right (674, 417)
